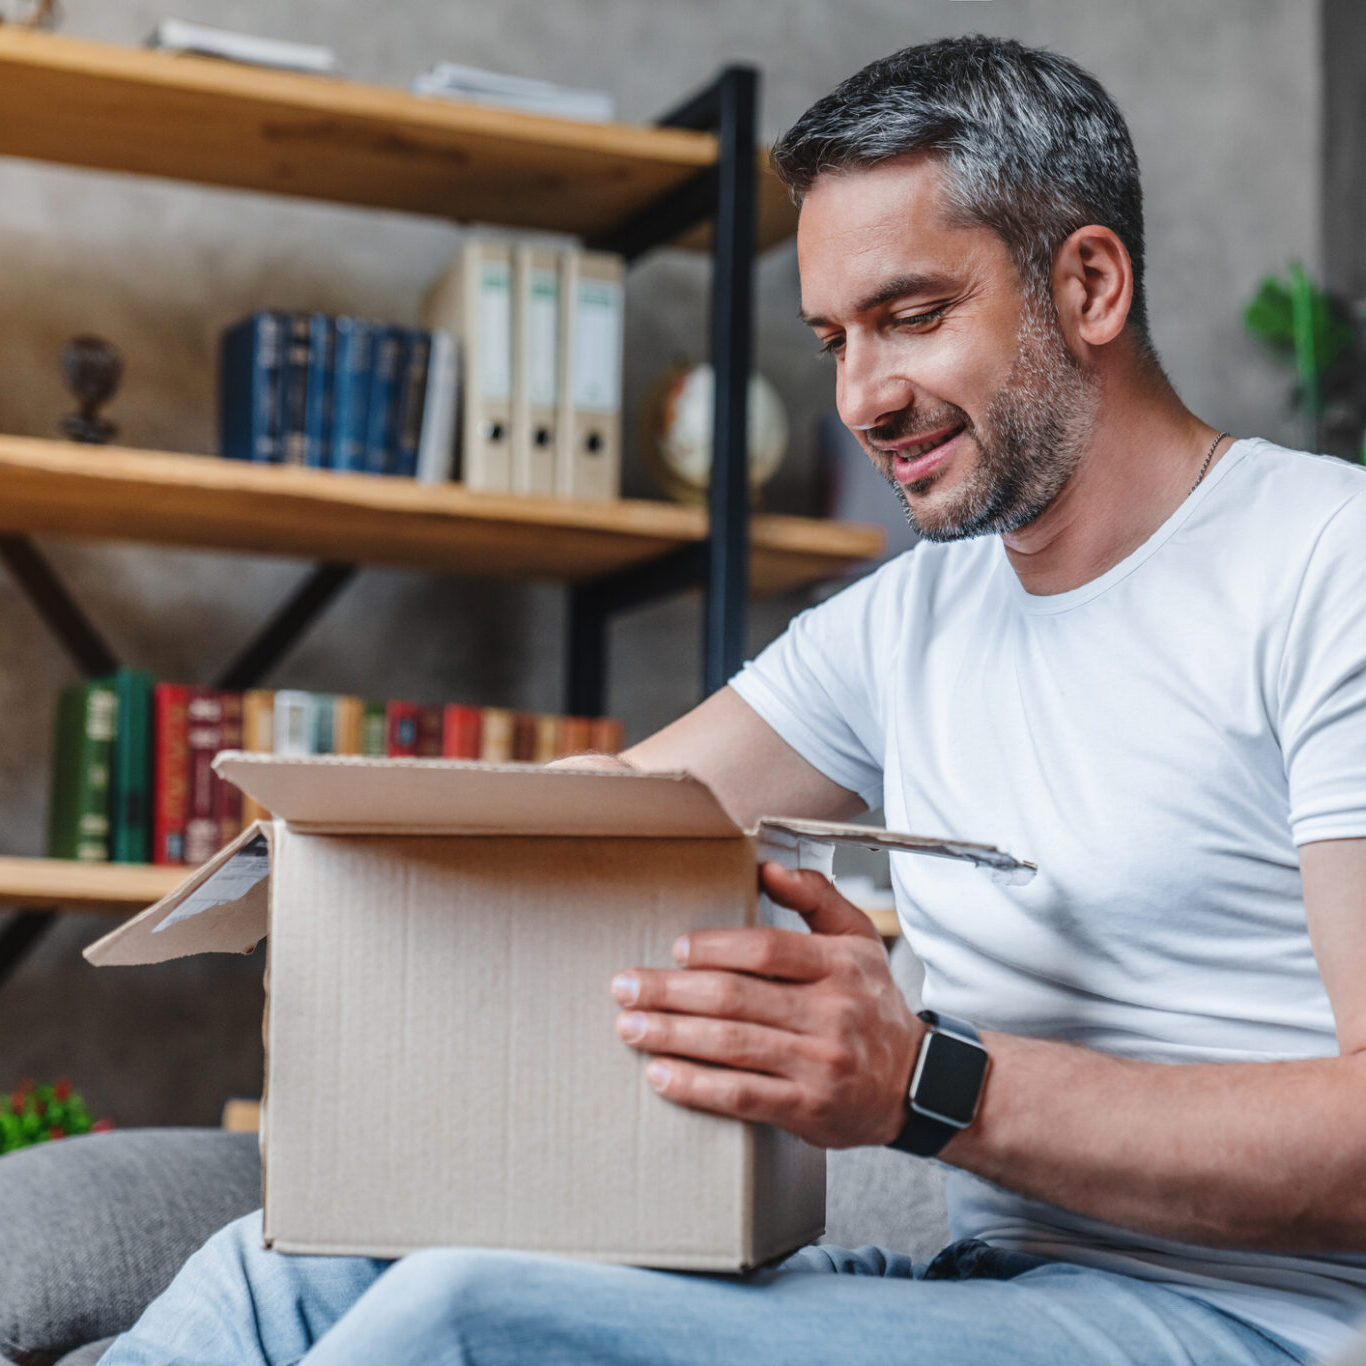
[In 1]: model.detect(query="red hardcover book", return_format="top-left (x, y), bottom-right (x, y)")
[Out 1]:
top-left (557, 716), bottom-right (593, 758)
top-left (588, 717), bottom-right (625, 755)
top-left (152, 683), bottom-right (190, 865)
top-left (442, 704), bottom-right (483, 759)
top-left (512, 712), bottom-right (538, 762)
top-left (183, 689), bottom-right (224, 865)
top-left (415, 704), bottom-right (444, 757)
top-left (214, 692), bottom-right (244, 847)
top-left (386, 700), bottom-right (419, 756)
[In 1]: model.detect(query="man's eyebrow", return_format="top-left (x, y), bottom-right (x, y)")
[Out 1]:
top-left (799, 272), bottom-right (957, 329)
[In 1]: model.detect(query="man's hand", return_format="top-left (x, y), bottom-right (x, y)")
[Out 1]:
top-left (610, 862), bottom-right (923, 1149)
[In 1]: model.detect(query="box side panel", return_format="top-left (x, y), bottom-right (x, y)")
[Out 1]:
top-left (750, 1125), bottom-right (827, 1266)
top-left (263, 833), bottom-right (762, 1266)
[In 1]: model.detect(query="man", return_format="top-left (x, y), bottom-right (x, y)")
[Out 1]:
top-left (107, 35), bottom-right (1366, 1366)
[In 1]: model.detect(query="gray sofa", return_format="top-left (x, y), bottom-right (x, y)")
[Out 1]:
top-left (0, 1124), bottom-right (951, 1366)
top-left (0, 943), bottom-right (952, 1366)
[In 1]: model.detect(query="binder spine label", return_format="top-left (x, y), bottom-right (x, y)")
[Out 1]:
top-left (528, 269), bottom-right (560, 408)
top-left (572, 278), bottom-right (624, 413)
top-left (479, 261), bottom-right (514, 401)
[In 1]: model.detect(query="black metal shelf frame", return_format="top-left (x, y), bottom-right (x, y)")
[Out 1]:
top-left (0, 64), bottom-right (763, 988)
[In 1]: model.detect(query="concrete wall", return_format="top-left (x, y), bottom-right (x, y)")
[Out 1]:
top-left (0, 0), bottom-right (1323, 1125)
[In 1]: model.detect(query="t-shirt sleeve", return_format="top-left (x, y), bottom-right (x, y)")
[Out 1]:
top-left (729, 562), bottom-right (900, 810)
top-left (1279, 488), bottom-right (1366, 845)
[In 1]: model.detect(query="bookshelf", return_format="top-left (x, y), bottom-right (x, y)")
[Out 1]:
top-left (0, 438), bottom-right (881, 593)
top-left (0, 35), bottom-right (883, 960)
top-left (0, 28), bottom-right (797, 251)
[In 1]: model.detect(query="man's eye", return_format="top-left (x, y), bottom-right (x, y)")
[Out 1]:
top-left (815, 335), bottom-right (844, 358)
top-left (896, 305), bottom-right (948, 329)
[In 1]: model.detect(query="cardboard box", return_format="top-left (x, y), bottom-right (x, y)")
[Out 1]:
top-left (86, 755), bottom-right (1033, 1270)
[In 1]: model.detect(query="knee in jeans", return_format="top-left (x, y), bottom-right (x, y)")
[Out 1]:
top-left (377, 1248), bottom-right (524, 1334)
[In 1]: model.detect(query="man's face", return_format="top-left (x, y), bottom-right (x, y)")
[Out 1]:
top-left (798, 155), bottom-right (1097, 542)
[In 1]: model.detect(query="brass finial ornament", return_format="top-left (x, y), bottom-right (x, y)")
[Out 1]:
top-left (60, 336), bottom-right (123, 445)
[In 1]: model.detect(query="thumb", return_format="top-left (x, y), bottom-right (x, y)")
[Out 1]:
top-left (759, 861), bottom-right (883, 941)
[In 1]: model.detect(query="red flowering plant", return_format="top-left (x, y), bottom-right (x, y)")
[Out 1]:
top-left (0, 1079), bottom-right (112, 1154)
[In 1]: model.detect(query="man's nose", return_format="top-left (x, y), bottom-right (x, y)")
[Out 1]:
top-left (837, 338), bottom-right (914, 433)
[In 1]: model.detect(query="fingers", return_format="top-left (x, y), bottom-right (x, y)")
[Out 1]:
top-left (612, 967), bottom-right (801, 1032)
top-left (640, 1056), bottom-right (804, 1129)
top-left (616, 1011), bottom-right (800, 1075)
top-left (676, 923), bottom-right (828, 982)
top-left (759, 862), bottom-right (883, 942)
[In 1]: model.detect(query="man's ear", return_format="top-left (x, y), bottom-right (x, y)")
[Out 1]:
top-left (1052, 225), bottom-right (1133, 349)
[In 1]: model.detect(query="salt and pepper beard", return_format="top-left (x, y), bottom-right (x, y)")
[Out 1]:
top-left (868, 287), bottom-right (1100, 543)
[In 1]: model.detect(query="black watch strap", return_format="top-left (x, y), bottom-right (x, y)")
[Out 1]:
top-left (887, 1010), bottom-right (988, 1158)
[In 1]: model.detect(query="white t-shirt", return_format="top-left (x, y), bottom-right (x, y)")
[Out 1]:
top-left (730, 438), bottom-right (1366, 1361)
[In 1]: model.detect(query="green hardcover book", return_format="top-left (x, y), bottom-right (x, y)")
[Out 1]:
top-left (47, 680), bottom-right (118, 862)
top-left (109, 668), bottom-right (154, 864)
top-left (361, 701), bottom-right (386, 756)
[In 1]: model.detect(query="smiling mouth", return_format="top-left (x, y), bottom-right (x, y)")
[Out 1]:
top-left (876, 424), bottom-right (966, 482)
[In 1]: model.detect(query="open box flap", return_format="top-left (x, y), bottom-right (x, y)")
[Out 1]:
top-left (755, 817), bottom-right (1037, 886)
top-left (83, 821), bottom-right (272, 966)
top-left (213, 752), bottom-right (742, 839)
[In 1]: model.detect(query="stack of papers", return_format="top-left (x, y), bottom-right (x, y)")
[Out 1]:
top-left (412, 62), bottom-right (615, 122)
top-left (147, 19), bottom-right (339, 75)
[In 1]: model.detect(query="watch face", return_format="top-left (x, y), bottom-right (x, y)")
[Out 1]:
top-left (913, 1031), bottom-right (988, 1125)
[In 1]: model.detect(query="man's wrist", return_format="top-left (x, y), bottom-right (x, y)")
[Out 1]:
top-left (887, 1011), bottom-right (990, 1157)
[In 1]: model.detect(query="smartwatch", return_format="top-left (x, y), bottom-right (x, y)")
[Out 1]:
top-left (887, 1009), bottom-right (989, 1157)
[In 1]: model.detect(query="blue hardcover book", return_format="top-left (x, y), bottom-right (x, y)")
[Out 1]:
top-left (391, 328), bottom-right (432, 479)
top-left (363, 326), bottom-right (403, 475)
top-left (280, 312), bottom-right (330, 467)
top-left (219, 311), bottom-right (285, 463)
top-left (304, 316), bottom-right (335, 469)
top-left (330, 317), bottom-right (374, 473)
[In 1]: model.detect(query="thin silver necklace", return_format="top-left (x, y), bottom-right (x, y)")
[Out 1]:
top-left (1190, 431), bottom-right (1230, 496)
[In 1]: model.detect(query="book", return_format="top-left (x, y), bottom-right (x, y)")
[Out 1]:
top-left (479, 707), bottom-right (514, 762)
top-left (361, 701), bottom-right (387, 756)
top-left (512, 712), bottom-right (538, 762)
top-left (152, 683), bottom-right (190, 864)
top-left (410, 62), bottom-right (614, 122)
top-left (391, 329), bottom-right (431, 479)
top-left (304, 316), bottom-right (335, 469)
top-left (588, 717), bottom-right (625, 754)
top-left (557, 715), bottom-right (593, 757)
top-left (311, 693), bottom-right (336, 754)
top-left (330, 317), bottom-right (374, 473)
top-left (415, 329), bottom-right (459, 485)
top-left (364, 327), bottom-right (404, 475)
top-left (273, 690), bottom-right (316, 756)
top-left (442, 704), bottom-right (482, 758)
top-left (147, 19), bottom-right (339, 74)
top-left (241, 689), bottom-right (275, 826)
top-left (183, 690), bottom-right (224, 865)
top-left (281, 313), bottom-right (329, 467)
top-left (214, 692), bottom-right (244, 849)
top-left (334, 696), bottom-right (364, 755)
top-left (386, 700), bottom-right (420, 756)
top-left (415, 704), bottom-right (444, 757)
top-left (47, 680), bottom-right (118, 862)
top-left (219, 311), bottom-right (286, 464)
top-left (109, 669), bottom-right (153, 864)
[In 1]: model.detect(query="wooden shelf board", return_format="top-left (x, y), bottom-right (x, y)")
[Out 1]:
top-left (0, 29), bottom-right (798, 251)
top-left (0, 856), bottom-right (182, 913)
top-left (0, 438), bottom-right (883, 593)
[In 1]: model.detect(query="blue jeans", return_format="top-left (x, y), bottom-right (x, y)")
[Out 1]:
top-left (103, 1212), bottom-right (1307, 1365)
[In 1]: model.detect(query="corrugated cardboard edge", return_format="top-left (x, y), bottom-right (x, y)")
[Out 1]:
top-left (83, 821), bottom-right (272, 966)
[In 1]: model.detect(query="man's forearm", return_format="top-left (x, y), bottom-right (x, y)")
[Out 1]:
top-left (942, 1033), bottom-right (1366, 1250)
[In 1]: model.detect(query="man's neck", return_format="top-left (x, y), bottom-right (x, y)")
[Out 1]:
top-left (1000, 374), bottom-right (1222, 596)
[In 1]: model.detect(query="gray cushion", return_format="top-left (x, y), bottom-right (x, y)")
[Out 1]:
top-left (0, 1128), bottom-right (261, 1366)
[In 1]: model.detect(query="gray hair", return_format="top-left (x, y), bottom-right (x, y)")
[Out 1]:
top-left (772, 36), bottom-right (1153, 348)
